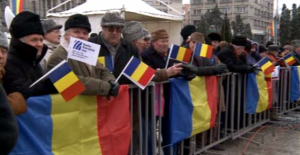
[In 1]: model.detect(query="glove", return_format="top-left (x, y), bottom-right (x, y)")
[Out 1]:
top-left (7, 92), bottom-right (27, 115)
top-left (179, 72), bottom-right (196, 81)
top-left (181, 64), bottom-right (198, 74)
top-left (214, 63), bottom-right (228, 74)
top-left (108, 80), bottom-right (119, 98)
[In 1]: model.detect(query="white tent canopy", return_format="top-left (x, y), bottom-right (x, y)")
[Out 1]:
top-left (47, 0), bottom-right (183, 44)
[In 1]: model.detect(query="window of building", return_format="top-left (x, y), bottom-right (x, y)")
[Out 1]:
top-left (197, 9), bottom-right (201, 14)
top-left (220, 8), bottom-right (230, 13)
top-left (194, 20), bottom-right (201, 25)
top-left (32, 1), bottom-right (36, 13)
top-left (194, 0), bottom-right (201, 4)
top-left (221, 0), bottom-right (230, 2)
top-left (207, 0), bottom-right (216, 3)
top-left (235, 7), bottom-right (246, 13)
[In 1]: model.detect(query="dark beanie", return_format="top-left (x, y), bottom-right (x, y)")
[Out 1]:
top-left (65, 14), bottom-right (91, 32)
top-left (245, 40), bottom-right (252, 52)
top-left (259, 44), bottom-right (267, 53)
top-left (231, 35), bottom-right (247, 47)
top-left (207, 32), bottom-right (222, 42)
top-left (9, 11), bottom-right (44, 39)
top-left (180, 25), bottom-right (196, 41)
top-left (268, 45), bottom-right (279, 51)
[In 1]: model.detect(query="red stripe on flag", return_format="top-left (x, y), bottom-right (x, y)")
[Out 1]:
top-left (205, 76), bottom-right (218, 127)
top-left (264, 65), bottom-right (275, 75)
top-left (97, 86), bottom-right (131, 155)
top-left (183, 48), bottom-right (193, 62)
top-left (206, 46), bottom-right (214, 59)
top-left (288, 59), bottom-right (296, 66)
top-left (270, 22), bottom-right (274, 37)
top-left (266, 80), bottom-right (273, 109)
top-left (60, 80), bottom-right (86, 102)
top-left (138, 67), bottom-right (155, 87)
top-left (19, 0), bottom-right (24, 12)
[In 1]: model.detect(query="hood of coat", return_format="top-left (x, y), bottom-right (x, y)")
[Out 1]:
top-left (9, 38), bottom-right (48, 66)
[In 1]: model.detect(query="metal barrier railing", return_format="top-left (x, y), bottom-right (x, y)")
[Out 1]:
top-left (128, 68), bottom-right (300, 155)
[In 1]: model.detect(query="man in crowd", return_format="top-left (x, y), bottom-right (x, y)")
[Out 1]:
top-left (258, 44), bottom-right (268, 58)
top-left (180, 25), bottom-right (196, 46)
top-left (3, 11), bottom-right (56, 99)
top-left (47, 14), bottom-right (118, 97)
top-left (142, 29), bottom-right (151, 51)
top-left (207, 32), bottom-right (222, 55)
top-left (40, 19), bottom-right (62, 71)
top-left (89, 12), bottom-right (139, 84)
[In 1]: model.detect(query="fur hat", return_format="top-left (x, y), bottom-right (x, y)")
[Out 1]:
top-left (143, 29), bottom-right (150, 39)
top-left (101, 12), bottom-right (125, 27)
top-left (42, 19), bottom-right (62, 33)
top-left (122, 21), bottom-right (144, 42)
top-left (151, 29), bottom-right (169, 41)
top-left (65, 14), bottom-right (91, 32)
top-left (284, 45), bottom-right (294, 51)
top-left (259, 44), bottom-right (267, 53)
top-left (268, 45), bottom-right (279, 51)
top-left (180, 25), bottom-right (196, 41)
top-left (231, 35), bottom-right (247, 47)
top-left (207, 32), bottom-right (222, 42)
top-left (0, 32), bottom-right (8, 50)
top-left (190, 32), bottom-right (205, 43)
top-left (9, 11), bottom-right (44, 39)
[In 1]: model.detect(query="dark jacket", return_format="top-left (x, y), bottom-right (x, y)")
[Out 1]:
top-left (3, 38), bottom-right (57, 99)
top-left (89, 32), bottom-right (140, 84)
top-left (0, 84), bottom-right (18, 155)
top-left (291, 51), bottom-right (300, 66)
top-left (217, 45), bottom-right (254, 73)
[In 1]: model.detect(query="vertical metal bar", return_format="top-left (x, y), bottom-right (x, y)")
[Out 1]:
top-left (225, 74), bottom-right (230, 138)
top-left (158, 84), bottom-right (162, 155)
top-left (287, 68), bottom-right (291, 112)
top-left (151, 86), bottom-right (156, 155)
top-left (180, 141), bottom-right (184, 155)
top-left (282, 70), bottom-right (287, 112)
top-left (130, 89), bottom-right (133, 155)
top-left (231, 74), bottom-right (236, 137)
top-left (138, 89), bottom-right (143, 154)
top-left (237, 74), bottom-right (241, 132)
top-left (243, 74), bottom-right (246, 129)
top-left (217, 75), bottom-right (222, 140)
top-left (145, 87), bottom-right (149, 155)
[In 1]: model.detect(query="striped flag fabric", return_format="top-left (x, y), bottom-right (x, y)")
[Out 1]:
top-left (10, 86), bottom-right (131, 155)
top-left (48, 61), bottom-right (86, 101)
top-left (270, 21), bottom-right (277, 37)
top-left (255, 56), bottom-right (275, 75)
top-left (122, 56), bottom-right (155, 90)
top-left (290, 66), bottom-right (300, 101)
top-left (283, 53), bottom-right (297, 66)
top-left (169, 44), bottom-right (193, 63)
top-left (170, 76), bottom-right (217, 144)
top-left (246, 72), bottom-right (272, 114)
top-left (12, 0), bottom-right (23, 15)
top-left (98, 56), bottom-right (114, 72)
top-left (193, 42), bottom-right (214, 59)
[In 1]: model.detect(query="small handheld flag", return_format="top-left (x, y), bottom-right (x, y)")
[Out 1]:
top-left (117, 56), bottom-right (155, 90)
top-left (169, 44), bottom-right (193, 63)
top-left (255, 57), bottom-right (275, 75)
top-left (98, 56), bottom-right (114, 72)
top-left (193, 42), bottom-right (214, 59)
top-left (48, 60), bottom-right (86, 101)
top-left (283, 53), bottom-right (297, 66)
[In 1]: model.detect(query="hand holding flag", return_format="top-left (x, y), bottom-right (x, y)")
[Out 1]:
top-left (254, 56), bottom-right (275, 75)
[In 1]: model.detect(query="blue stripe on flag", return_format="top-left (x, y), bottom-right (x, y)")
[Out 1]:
top-left (124, 57), bottom-right (140, 76)
top-left (48, 62), bottom-right (72, 83)
top-left (170, 45), bottom-right (179, 59)
top-left (10, 95), bottom-right (53, 155)
top-left (258, 57), bottom-right (269, 67)
top-left (170, 78), bottom-right (193, 144)
top-left (194, 43), bottom-right (202, 56)
top-left (245, 73), bottom-right (259, 114)
top-left (290, 66), bottom-right (300, 101)
top-left (105, 56), bottom-right (114, 72)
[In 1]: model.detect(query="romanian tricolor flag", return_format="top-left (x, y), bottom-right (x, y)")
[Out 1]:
top-left (49, 61), bottom-right (85, 101)
top-left (270, 21), bottom-right (276, 37)
top-left (123, 56), bottom-right (155, 90)
top-left (10, 86), bottom-right (131, 155)
top-left (290, 66), bottom-right (300, 101)
top-left (12, 0), bottom-right (23, 15)
top-left (170, 76), bottom-right (217, 144)
top-left (169, 44), bottom-right (193, 63)
top-left (283, 53), bottom-right (297, 66)
top-left (246, 72), bottom-right (272, 114)
top-left (98, 56), bottom-right (113, 72)
top-left (193, 42), bottom-right (214, 59)
top-left (256, 57), bottom-right (275, 75)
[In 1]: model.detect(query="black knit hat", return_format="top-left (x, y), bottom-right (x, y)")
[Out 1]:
top-left (65, 14), bottom-right (91, 32)
top-left (9, 11), bottom-right (44, 39)
top-left (180, 25), bottom-right (196, 41)
top-left (268, 45), bottom-right (279, 51)
top-left (259, 44), bottom-right (267, 53)
top-left (231, 35), bottom-right (247, 47)
top-left (207, 32), bottom-right (222, 42)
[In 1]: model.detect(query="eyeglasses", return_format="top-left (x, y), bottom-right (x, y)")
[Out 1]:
top-left (50, 29), bottom-right (61, 34)
top-left (105, 26), bottom-right (122, 33)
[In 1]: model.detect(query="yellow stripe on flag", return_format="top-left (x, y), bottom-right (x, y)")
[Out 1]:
top-left (261, 61), bottom-right (272, 72)
top-left (256, 72), bottom-right (269, 113)
top-left (131, 62), bottom-right (148, 82)
top-left (51, 95), bottom-right (102, 155)
top-left (16, 0), bottom-right (20, 14)
top-left (189, 77), bottom-right (211, 136)
top-left (54, 72), bottom-right (79, 93)
top-left (286, 57), bottom-right (294, 63)
top-left (176, 47), bottom-right (186, 61)
top-left (98, 57), bottom-right (105, 67)
top-left (200, 44), bottom-right (208, 57)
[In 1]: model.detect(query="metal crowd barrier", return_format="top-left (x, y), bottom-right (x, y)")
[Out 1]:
top-left (128, 69), bottom-right (300, 155)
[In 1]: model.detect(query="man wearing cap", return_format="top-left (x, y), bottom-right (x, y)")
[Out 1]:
top-left (89, 12), bottom-right (139, 84)
top-left (217, 35), bottom-right (257, 73)
top-left (40, 19), bottom-right (62, 71)
top-left (142, 29), bottom-right (151, 51)
top-left (258, 44), bottom-right (268, 58)
top-left (3, 11), bottom-right (56, 99)
top-left (207, 32), bottom-right (222, 55)
top-left (180, 25), bottom-right (196, 46)
top-left (47, 14), bottom-right (118, 97)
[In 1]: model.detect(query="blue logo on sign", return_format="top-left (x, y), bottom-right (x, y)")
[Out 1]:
top-left (73, 40), bottom-right (82, 50)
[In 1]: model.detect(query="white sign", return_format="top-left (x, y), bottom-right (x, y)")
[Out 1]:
top-left (68, 37), bottom-right (100, 66)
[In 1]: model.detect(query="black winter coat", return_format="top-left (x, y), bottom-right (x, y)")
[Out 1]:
top-left (0, 84), bottom-right (18, 155)
top-left (89, 32), bottom-right (140, 84)
top-left (217, 45), bottom-right (254, 73)
top-left (3, 38), bottom-right (57, 99)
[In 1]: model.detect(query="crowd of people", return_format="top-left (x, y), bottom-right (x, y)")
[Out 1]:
top-left (1, 10), bottom-right (300, 155)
